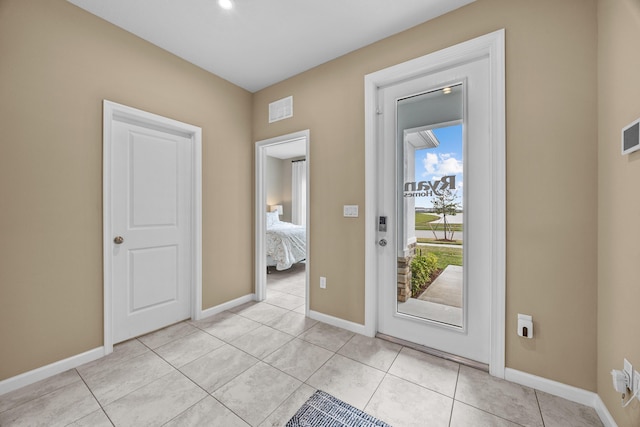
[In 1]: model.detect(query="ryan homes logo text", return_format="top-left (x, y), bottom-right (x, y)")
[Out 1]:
top-left (403, 175), bottom-right (456, 198)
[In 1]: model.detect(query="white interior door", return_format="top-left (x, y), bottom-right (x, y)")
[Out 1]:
top-left (376, 56), bottom-right (492, 364)
top-left (110, 118), bottom-right (193, 343)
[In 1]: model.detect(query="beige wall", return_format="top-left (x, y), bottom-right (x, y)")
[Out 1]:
top-left (266, 155), bottom-right (286, 214)
top-left (0, 0), bottom-right (253, 380)
top-left (281, 156), bottom-right (306, 224)
top-left (280, 159), bottom-right (293, 224)
top-left (266, 155), bottom-right (294, 223)
top-left (1, 0), bottom-right (614, 412)
top-left (598, 0), bottom-right (640, 424)
top-left (253, 0), bottom-right (599, 391)
top-left (265, 155), bottom-right (305, 223)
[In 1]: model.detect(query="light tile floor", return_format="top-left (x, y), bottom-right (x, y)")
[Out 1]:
top-left (0, 265), bottom-right (603, 426)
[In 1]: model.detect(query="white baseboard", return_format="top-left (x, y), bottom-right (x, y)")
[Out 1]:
top-left (309, 310), bottom-right (368, 335)
top-left (504, 368), bottom-right (617, 427)
top-left (594, 394), bottom-right (618, 427)
top-left (505, 368), bottom-right (596, 406)
top-left (0, 347), bottom-right (104, 396)
top-left (0, 294), bottom-right (257, 397)
top-left (197, 293), bottom-right (255, 320)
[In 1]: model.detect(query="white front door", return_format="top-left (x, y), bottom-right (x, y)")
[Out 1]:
top-left (110, 117), bottom-right (193, 343)
top-left (376, 52), bottom-right (493, 364)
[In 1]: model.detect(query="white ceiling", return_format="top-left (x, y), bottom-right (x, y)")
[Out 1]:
top-left (67, 0), bottom-right (475, 93)
top-left (264, 138), bottom-right (306, 159)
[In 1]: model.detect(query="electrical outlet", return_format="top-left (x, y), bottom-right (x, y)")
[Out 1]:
top-left (320, 276), bottom-right (327, 289)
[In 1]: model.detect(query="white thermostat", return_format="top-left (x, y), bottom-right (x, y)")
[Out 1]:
top-left (621, 118), bottom-right (640, 155)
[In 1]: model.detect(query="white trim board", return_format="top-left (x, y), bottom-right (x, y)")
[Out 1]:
top-left (363, 29), bottom-right (506, 377)
top-left (0, 293), bottom-right (250, 397)
top-left (199, 294), bottom-right (256, 319)
top-left (308, 310), bottom-right (369, 336)
top-left (505, 368), bottom-right (617, 427)
top-left (0, 335), bottom-right (617, 427)
top-left (0, 347), bottom-right (104, 396)
top-left (254, 130), bottom-right (310, 315)
top-left (102, 100), bottom-right (203, 350)
top-left (595, 395), bottom-right (618, 427)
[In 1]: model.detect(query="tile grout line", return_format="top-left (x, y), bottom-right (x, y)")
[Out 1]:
top-left (74, 367), bottom-right (118, 427)
top-left (447, 364), bottom-right (461, 426)
top-left (362, 371), bottom-right (388, 413)
top-left (167, 363), bottom-right (252, 427)
top-left (206, 299), bottom-right (307, 427)
top-left (0, 374), bottom-right (82, 417)
top-left (15, 268), bottom-right (596, 427)
top-left (383, 371), bottom-right (457, 402)
top-left (189, 303), bottom-right (306, 425)
top-left (158, 395), bottom-right (209, 426)
top-left (113, 331), bottom-right (258, 426)
top-left (255, 381), bottom-right (308, 426)
top-left (84, 333), bottom-right (208, 422)
top-left (77, 346), bottom-right (170, 404)
top-left (451, 394), bottom-right (529, 426)
top-left (453, 365), bottom-right (530, 427)
top-left (534, 389), bottom-right (546, 427)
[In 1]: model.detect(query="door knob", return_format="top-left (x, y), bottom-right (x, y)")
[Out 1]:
top-left (379, 239), bottom-right (387, 247)
top-left (114, 236), bottom-right (124, 244)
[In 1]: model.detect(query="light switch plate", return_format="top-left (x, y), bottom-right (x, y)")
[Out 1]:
top-left (343, 205), bottom-right (358, 218)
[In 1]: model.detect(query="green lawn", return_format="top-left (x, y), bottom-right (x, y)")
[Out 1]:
top-left (414, 212), bottom-right (463, 231)
top-left (415, 245), bottom-right (463, 270)
top-left (415, 212), bottom-right (440, 226)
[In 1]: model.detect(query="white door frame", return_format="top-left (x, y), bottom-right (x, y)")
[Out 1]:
top-left (103, 100), bottom-right (202, 354)
top-left (255, 130), bottom-right (310, 312)
top-left (364, 29), bottom-right (506, 378)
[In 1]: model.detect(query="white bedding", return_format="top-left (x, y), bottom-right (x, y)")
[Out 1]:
top-left (266, 220), bottom-right (306, 271)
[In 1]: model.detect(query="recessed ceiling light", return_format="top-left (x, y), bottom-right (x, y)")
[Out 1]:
top-left (218, 0), bottom-right (233, 10)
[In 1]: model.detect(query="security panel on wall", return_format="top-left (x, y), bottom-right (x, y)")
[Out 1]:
top-left (621, 117), bottom-right (640, 155)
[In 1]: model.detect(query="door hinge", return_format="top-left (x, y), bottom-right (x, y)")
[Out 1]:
top-left (376, 107), bottom-right (383, 115)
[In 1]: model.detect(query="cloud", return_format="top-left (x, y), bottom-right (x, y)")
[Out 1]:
top-left (422, 153), bottom-right (463, 178)
top-left (439, 157), bottom-right (463, 175)
top-left (423, 152), bottom-right (439, 174)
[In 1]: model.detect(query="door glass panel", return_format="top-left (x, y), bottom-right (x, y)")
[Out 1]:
top-left (396, 83), bottom-right (464, 328)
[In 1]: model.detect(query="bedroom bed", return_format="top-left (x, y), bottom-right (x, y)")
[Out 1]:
top-left (266, 211), bottom-right (306, 271)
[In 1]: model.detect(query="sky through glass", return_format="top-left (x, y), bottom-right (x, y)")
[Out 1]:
top-left (414, 123), bottom-right (463, 209)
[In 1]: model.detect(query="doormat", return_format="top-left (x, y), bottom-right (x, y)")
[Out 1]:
top-left (286, 390), bottom-right (392, 427)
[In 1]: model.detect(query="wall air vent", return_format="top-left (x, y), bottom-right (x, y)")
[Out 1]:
top-left (269, 96), bottom-right (293, 123)
top-left (622, 118), bottom-right (640, 155)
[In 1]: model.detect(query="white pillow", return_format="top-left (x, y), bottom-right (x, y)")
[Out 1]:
top-left (266, 211), bottom-right (280, 228)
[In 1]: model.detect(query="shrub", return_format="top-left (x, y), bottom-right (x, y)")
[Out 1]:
top-left (410, 250), bottom-right (438, 297)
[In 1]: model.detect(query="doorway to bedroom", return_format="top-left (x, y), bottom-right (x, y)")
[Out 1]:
top-left (255, 130), bottom-right (309, 314)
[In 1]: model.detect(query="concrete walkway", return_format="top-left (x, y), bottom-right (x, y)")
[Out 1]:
top-left (397, 264), bottom-right (463, 327)
top-left (397, 299), bottom-right (462, 327)
top-left (415, 229), bottom-right (462, 241)
top-left (418, 265), bottom-right (463, 308)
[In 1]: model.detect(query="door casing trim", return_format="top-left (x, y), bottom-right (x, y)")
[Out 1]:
top-left (254, 130), bottom-right (310, 312)
top-left (363, 29), bottom-right (506, 378)
top-left (102, 100), bottom-right (202, 355)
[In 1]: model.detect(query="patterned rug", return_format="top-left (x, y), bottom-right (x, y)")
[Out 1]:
top-left (286, 390), bottom-right (392, 427)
